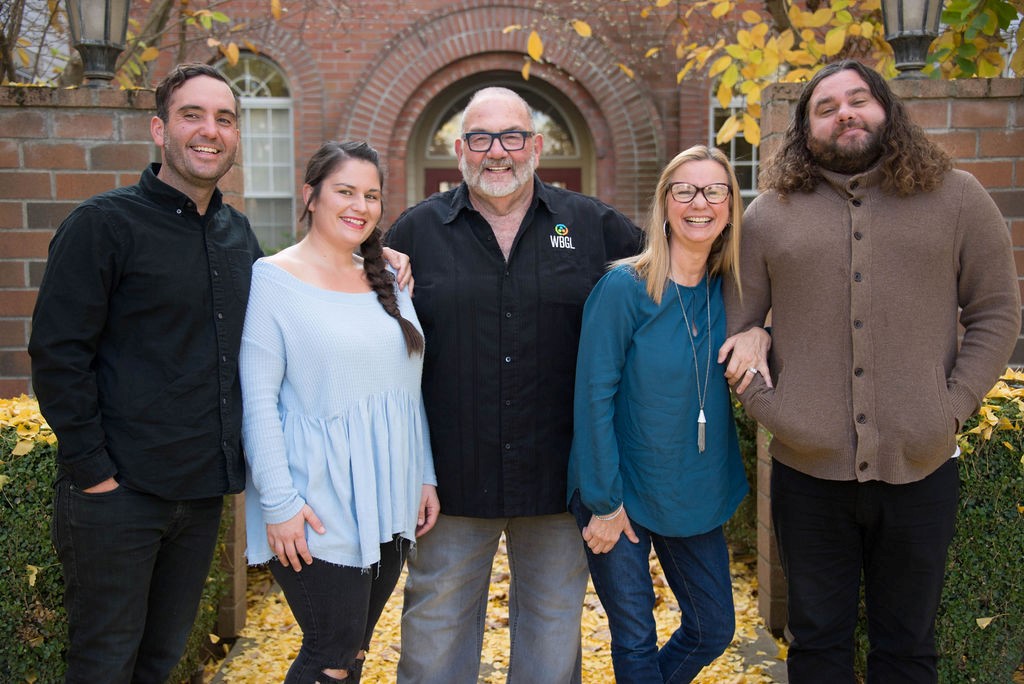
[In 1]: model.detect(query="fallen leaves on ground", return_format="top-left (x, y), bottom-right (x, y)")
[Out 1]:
top-left (209, 539), bottom-right (786, 682)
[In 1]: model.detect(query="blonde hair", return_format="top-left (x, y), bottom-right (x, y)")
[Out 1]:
top-left (617, 144), bottom-right (743, 304)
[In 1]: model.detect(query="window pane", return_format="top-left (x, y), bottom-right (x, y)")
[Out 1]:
top-left (246, 197), bottom-right (295, 252)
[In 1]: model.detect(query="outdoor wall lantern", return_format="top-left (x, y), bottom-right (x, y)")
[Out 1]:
top-left (881, 0), bottom-right (944, 77)
top-left (65, 0), bottom-right (131, 86)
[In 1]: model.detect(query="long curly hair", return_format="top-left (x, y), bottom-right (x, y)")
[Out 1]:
top-left (617, 144), bottom-right (743, 304)
top-left (759, 60), bottom-right (951, 197)
top-left (301, 141), bottom-right (424, 357)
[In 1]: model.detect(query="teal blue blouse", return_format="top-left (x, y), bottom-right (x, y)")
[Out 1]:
top-left (567, 265), bottom-right (747, 537)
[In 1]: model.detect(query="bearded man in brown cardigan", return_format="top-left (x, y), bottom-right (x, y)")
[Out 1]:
top-left (721, 60), bottom-right (1020, 684)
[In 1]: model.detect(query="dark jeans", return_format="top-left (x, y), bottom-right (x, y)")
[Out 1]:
top-left (271, 536), bottom-right (410, 684)
top-left (771, 458), bottom-right (959, 684)
top-left (51, 478), bottom-right (223, 683)
top-left (570, 493), bottom-right (734, 683)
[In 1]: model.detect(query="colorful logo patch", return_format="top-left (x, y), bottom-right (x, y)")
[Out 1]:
top-left (549, 223), bottom-right (575, 250)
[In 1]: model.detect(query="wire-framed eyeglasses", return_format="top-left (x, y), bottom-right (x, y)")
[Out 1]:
top-left (462, 130), bottom-right (534, 153)
top-left (668, 182), bottom-right (731, 204)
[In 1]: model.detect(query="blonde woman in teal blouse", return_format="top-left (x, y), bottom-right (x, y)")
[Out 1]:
top-left (567, 145), bottom-right (749, 683)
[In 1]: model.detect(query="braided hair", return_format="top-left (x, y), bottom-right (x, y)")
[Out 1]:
top-left (301, 141), bottom-right (424, 356)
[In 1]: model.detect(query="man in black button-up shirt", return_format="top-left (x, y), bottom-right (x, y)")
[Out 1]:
top-left (28, 65), bottom-right (262, 683)
top-left (389, 87), bottom-right (640, 684)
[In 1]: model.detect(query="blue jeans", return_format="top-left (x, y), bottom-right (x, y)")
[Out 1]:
top-left (570, 493), bottom-right (735, 683)
top-left (397, 513), bottom-right (588, 684)
top-left (271, 537), bottom-right (409, 683)
top-left (51, 478), bottom-right (223, 683)
top-left (771, 458), bottom-right (959, 684)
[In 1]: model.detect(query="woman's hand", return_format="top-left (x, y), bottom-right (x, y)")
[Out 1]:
top-left (581, 506), bottom-right (639, 554)
top-left (382, 247), bottom-right (414, 294)
top-left (266, 504), bottom-right (326, 572)
top-left (718, 327), bottom-right (772, 394)
top-left (416, 485), bottom-right (440, 537)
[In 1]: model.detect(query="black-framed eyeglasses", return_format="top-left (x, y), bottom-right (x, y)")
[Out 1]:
top-left (462, 130), bottom-right (534, 153)
top-left (668, 182), bottom-right (731, 205)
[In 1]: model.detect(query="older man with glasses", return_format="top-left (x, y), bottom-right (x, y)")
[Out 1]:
top-left (387, 86), bottom-right (641, 684)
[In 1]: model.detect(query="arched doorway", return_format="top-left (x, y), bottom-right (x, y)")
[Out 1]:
top-left (408, 73), bottom-right (595, 202)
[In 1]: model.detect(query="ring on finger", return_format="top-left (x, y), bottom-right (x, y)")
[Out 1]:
top-left (747, 367), bottom-right (760, 375)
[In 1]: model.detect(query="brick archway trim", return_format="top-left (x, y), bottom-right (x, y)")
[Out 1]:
top-left (337, 1), bottom-right (663, 219)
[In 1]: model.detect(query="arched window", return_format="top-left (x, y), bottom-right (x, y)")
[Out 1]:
top-left (217, 55), bottom-right (295, 250)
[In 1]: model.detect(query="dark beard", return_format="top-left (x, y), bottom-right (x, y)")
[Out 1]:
top-left (808, 126), bottom-right (883, 175)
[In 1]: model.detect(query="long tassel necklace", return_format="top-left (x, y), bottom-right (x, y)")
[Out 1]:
top-left (674, 271), bottom-right (711, 453)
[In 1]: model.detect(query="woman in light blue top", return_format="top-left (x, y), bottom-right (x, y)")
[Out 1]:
top-left (241, 141), bottom-right (438, 684)
top-left (567, 145), bottom-right (749, 683)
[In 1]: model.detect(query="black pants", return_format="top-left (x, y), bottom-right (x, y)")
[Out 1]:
top-left (271, 536), bottom-right (410, 683)
top-left (771, 458), bottom-right (959, 684)
top-left (52, 479), bottom-right (223, 683)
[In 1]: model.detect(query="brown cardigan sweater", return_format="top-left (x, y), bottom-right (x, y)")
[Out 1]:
top-left (726, 166), bottom-right (1020, 484)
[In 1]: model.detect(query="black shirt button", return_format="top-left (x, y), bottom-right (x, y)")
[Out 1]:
top-left (859, 461), bottom-right (869, 471)
top-left (506, 312), bottom-right (512, 318)
top-left (854, 272), bottom-right (862, 282)
top-left (504, 443), bottom-right (512, 450)
top-left (857, 414), bottom-right (867, 424)
top-left (854, 232), bottom-right (863, 240)
top-left (217, 312), bottom-right (224, 320)
top-left (852, 199), bottom-right (862, 207)
top-left (853, 319), bottom-right (863, 329)
top-left (504, 399), bottom-right (511, 407)
top-left (854, 367), bottom-right (864, 377)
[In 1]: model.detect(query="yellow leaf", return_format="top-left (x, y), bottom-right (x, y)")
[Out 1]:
top-left (716, 79), bottom-right (733, 109)
top-left (244, 40), bottom-right (259, 54)
top-left (859, 21), bottom-right (875, 40)
top-left (521, 59), bottom-right (531, 80)
top-left (210, 633), bottom-right (221, 643)
top-left (12, 440), bottom-right (34, 456)
top-left (207, 38), bottom-right (221, 48)
top-left (977, 56), bottom-right (1004, 78)
top-left (270, 0), bottom-right (281, 20)
top-left (716, 114), bottom-right (741, 144)
top-left (807, 8), bottom-right (834, 27)
top-left (721, 64), bottom-right (739, 89)
top-left (676, 61), bottom-right (695, 84)
top-left (16, 47), bottom-right (30, 67)
top-left (527, 31), bottom-right (543, 62)
top-left (223, 42), bottom-right (240, 65)
top-left (708, 55), bottom-right (733, 78)
top-left (656, 0), bottom-right (672, 6)
top-left (742, 9), bottom-right (762, 23)
top-left (751, 23), bottom-right (769, 49)
top-left (737, 29), bottom-right (754, 50)
top-left (742, 113), bottom-right (761, 146)
top-left (618, 63), bottom-right (635, 80)
top-left (27, 565), bottom-right (39, 587)
top-left (824, 26), bottom-right (847, 56)
top-left (0, 474), bottom-right (8, 490)
top-left (140, 46), bottom-right (160, 62)
top-left (712, 1), bottom-right (732, 19)
top-left (502, 24), bottom-right (523, 34)
top-left (571, 20), bottom-right (591, 38)
top-left (726, 44), bottom-right (748, 59)
top-left (976, 616), bottom-right (997, 629)
top-left (645, 47), bottom-right (661, 58)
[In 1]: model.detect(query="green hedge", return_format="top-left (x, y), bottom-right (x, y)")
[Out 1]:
top-left (0, 397), bottom-right (230, 683)
top-left (852, 372), bottom-right (1024, 680)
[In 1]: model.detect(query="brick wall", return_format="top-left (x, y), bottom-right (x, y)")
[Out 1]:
top-left (755, 76), bottom-right (1024, 634)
